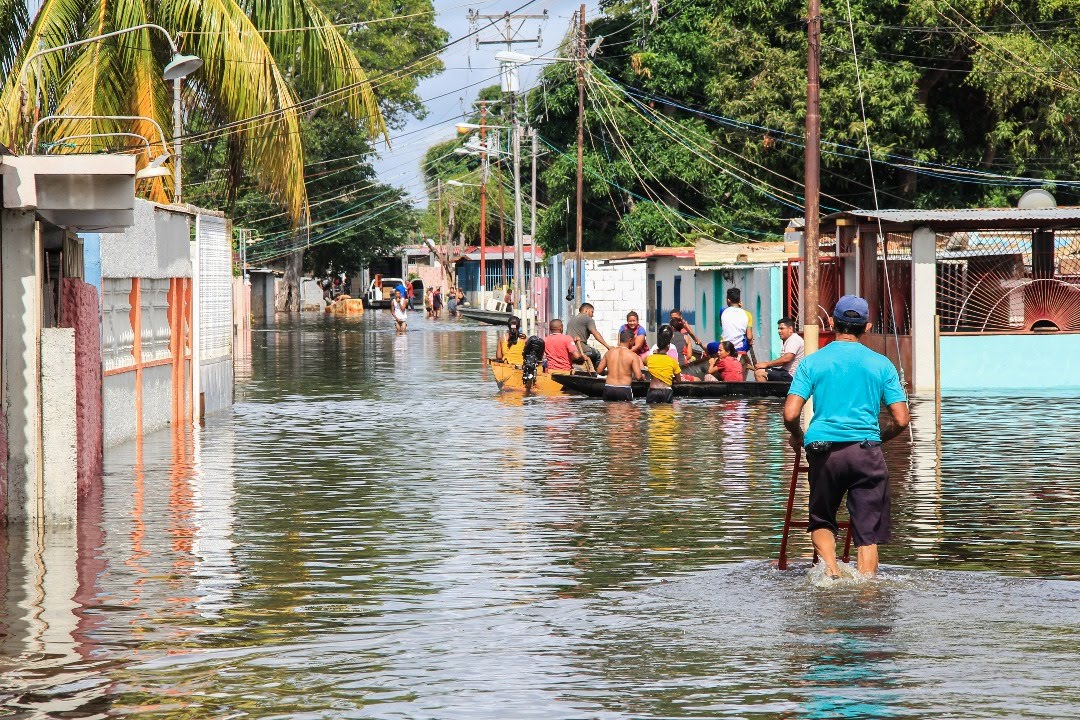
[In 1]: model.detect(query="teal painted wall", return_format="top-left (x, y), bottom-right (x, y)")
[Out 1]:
top-left (940, 333), bottom-right (1080, 391)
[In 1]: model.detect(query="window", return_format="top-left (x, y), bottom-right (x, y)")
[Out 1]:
top-left (673, 275), bottom-right (682, 312)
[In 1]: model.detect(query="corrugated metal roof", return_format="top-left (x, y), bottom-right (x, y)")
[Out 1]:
top-left (823, 207), bottom-right (1080, 229)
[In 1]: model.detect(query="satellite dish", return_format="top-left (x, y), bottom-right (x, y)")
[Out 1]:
top-left (1018, 188), bottom-right (1057, 210)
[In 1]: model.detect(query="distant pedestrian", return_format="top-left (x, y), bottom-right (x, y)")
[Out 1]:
top-left (424, 288), bottom-right (433, 318)
top-left (432, 287), bottom-right (443, 317)
top-left (447, 286), bottom-right (458, 317)
top-left (391, 291), bottom-right (409, 333)
top-left (783, 295), bottom-right (909, 579)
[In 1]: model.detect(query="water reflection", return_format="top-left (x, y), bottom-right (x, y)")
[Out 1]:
top-left (0, 311), bottom-right (1077, 718)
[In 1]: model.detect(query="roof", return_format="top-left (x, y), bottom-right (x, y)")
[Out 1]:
top-left (821, 207), bottom-right (1080, 232)
top-left (626, 246), bottom-right (696, 259)
top-left (688, 240), bottom-right (798, 268)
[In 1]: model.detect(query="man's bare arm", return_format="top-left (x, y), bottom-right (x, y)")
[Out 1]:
top-left (880, 401), bottom-right (910, 442)
top-left (591, 328), bottom-right (611, 349)
top-left (632, 357), bottom-right (644, 381)
top-left (596, 354), bottom-right (608, 375)
top-left (756, 352), bottom-right (794, 370)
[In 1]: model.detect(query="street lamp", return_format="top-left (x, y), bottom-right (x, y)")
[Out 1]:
top-left (20, 23), bottom-right (203, 203)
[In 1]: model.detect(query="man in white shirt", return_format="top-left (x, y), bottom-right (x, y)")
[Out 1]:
top-left (755, 317), bottom-right (804, 382)
top-left (720, 287), bottom-right (754, 354)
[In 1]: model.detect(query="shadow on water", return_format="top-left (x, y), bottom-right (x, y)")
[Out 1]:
top-left (1, 311), bottom-right (1078, 718)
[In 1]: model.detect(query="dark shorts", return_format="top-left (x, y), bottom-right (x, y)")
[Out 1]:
top-left (765, 367), bottom-right (793, 382)
top-left (646, 387), bottom-right (673, 404)
top-left (806, 441), bottom-right (891, 546)
top-left (602, 385), bottom-right (634, 402)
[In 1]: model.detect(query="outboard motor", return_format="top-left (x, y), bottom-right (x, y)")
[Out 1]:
top-left (521, 335), bottom-right (547, 386)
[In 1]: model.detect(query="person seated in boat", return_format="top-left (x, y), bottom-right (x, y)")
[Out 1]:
top-left (619, 311), bottom-right (649, 359)
top-left (669, 310), bottom-right (704, 361)
top-left (566, 303), bottom-right (611, 368)
top-left (754, 317), bottom-right (805, 382)
top-left (645, 325), bottom-right (681, 404)
top-left (496, 315), bottom-right (525, 366)
top-left (544, 319), bottom-right (583, 373)
top-left (709, 341), bottom-right (746, 382)
top-left (596, 330), bottom-right (644, 401)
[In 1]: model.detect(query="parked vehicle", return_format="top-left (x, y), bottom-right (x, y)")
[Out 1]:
top-left (363, 275), bottom-right (406, 309)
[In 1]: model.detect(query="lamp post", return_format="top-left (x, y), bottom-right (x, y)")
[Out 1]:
top-left (20, 23), bottom-right (202, 203)
top-left (496, 51), bottom-right (529, 322)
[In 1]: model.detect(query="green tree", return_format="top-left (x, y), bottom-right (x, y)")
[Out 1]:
top-left (518, 0), bottom-right (1080, 253)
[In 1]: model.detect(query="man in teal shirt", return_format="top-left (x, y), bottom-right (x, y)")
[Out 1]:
top-left (783, 296), bottom-right (909, 578)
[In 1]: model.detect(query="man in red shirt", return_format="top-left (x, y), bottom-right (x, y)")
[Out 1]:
top-left (544, 319), bottom-right (583, 372)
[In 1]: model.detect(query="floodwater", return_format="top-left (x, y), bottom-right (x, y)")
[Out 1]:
top-left (2, 312), bottom-right (1079, 719)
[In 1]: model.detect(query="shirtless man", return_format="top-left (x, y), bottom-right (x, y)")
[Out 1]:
top-left (596, 330), bottom-right (644, 401)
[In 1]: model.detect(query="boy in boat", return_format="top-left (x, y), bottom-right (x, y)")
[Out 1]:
top-left (496, 316), bottom-right (525, 365)
top-left (783, 296), bottom-right (909, 578)
top-left (619, 311), bottom-right (649, 359)
top-left (596, 330), bottom-right (644, 401)
top-left (645, 324), bottom-right (681, 404)
top-left (669, 310), bottom-right (704, 361)
top-left (754, 317), bottom-right (805, 382)
top-left (544, 319), bottom-right (583, 372)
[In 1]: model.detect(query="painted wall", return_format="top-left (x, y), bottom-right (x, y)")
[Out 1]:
top-left (940, 333), bottom-right (1080, 391)
top-left (40, 328), bottom-right (77, 525)
top-left (648, 257), bottom-right (695, 330)
top-left (100, 200), bottom-right (191, 279)
top-left (696, 265), bottom-right (785, 359)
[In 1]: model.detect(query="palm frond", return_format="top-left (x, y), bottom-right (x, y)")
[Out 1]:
top-left (0, 0), bottom-right (90, 149)
top-left (0, 0), bottom-right (30, 80)
top-left (161, 0), bottom-right (309, 224)
top-left (242, 0), bottom-right (386, 140)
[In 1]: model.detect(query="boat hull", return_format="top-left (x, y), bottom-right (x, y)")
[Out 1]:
top-left (551, 374), bottom-right (790, 398)
top-left (459, 308), bottom-right (513, 325)
top-left (489, 360), bottom-right (568, 395)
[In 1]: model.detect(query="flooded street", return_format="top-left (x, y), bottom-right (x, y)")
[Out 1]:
top-left (3, 312), bottom-right (1079, 718)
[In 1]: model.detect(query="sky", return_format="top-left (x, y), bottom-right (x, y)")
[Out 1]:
top-left (370, 0), bottom-right (598, 207)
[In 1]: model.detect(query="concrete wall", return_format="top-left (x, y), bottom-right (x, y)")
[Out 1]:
top-left (300, 277), bottom-right (325, 312)
top-left (940, 333), bottom-right (1080, 392)
top-left (2, 210), bottom-right (41, 523)
top-left (100, 200), bottom-right (191, 279)
top-left (580, 259), bottom-right (648, 347)
top-left (40, 329), bottom-right (77, 525)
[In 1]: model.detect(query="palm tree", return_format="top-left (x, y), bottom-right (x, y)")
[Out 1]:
top-left (0, 0), bottom-right (385, 227)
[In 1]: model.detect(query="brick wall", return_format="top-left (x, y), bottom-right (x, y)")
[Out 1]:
top-left (583, 260), bottom-right (648, 351)
top-left (60, 278), bottom-right (103, 499)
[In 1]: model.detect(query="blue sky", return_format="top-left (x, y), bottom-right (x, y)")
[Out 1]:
top-left (371, 1), bottom-right (597, 206)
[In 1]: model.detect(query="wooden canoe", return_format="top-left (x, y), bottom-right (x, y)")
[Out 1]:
top-left (489, 359), bottom-right (571, 396)
top-left (551, 374), bottom-right (790, 398)
top-left (460, 307), bottom-right (514, 325)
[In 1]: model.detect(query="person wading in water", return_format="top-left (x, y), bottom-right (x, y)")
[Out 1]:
top-left (596, 330), bottom-right (644, 401)
top-left (645, 324), bottom-right (681, 404)
top-left (783, 295), bottom-right (909, 578)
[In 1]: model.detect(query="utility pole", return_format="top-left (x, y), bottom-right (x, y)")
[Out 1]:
top-left (469, 9), bottom-right (548, 50)
top-left (529, 127), bottom-right (539, 335)
top-left (470, 7), bottom-right (547, 306)
top-left (574, 3), bottom-right (586, 309)
top-left (511, 97), bottom-right (525, 322)
top-left (803, 0), bottom-right (821, 357)
top-left (479, 101), bottom-right (488, 296)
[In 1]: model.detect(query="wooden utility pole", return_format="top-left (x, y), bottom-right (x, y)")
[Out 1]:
top-left (574, 3), bottom-right (586, 307)
top-left (802, 0), bottom-right (821, 356)
top-left (496, 157), bottom-right (507, 288)
top-left (529, 127), bottom-right (539, 334)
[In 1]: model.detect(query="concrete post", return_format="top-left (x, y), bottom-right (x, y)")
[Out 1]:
top-left (911, 226), bottom-right (937, 396)
top-left (40, 328), bottom-right (77, 524)
top-left (2, 210), bottom-right (42, 523)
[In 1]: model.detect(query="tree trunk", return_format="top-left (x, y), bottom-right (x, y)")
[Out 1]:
top-left (278, 248), bottom-right (303, 312)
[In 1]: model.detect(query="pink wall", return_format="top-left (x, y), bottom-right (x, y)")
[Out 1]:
top-left (60, 278), bottom-right (103, 499)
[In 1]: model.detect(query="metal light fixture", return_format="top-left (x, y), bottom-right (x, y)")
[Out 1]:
top-left (162, 53), bottom-right (203, 81)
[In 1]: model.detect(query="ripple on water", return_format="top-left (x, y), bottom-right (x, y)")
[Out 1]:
top-left (0, 312), bottom-right (1077, 718)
